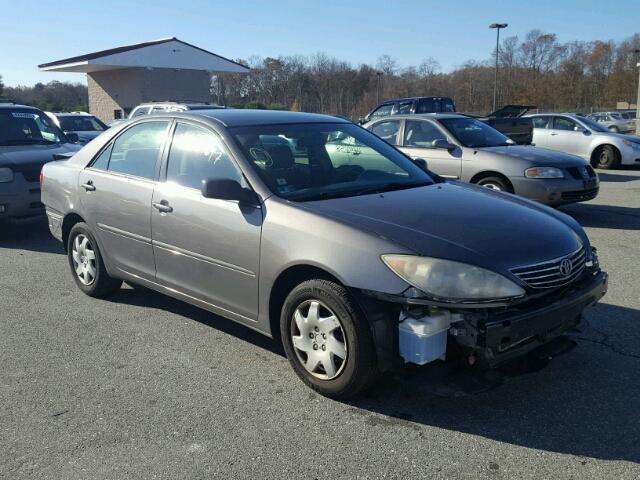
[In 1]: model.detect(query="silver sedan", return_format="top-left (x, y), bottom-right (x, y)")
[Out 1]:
top-left (525, 113), bottom-right (640, 169)
top-left (363, 114), bottom-right (599, 206)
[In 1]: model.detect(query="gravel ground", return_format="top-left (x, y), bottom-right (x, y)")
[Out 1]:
top-left (1, 169), bottom-right (639, 479)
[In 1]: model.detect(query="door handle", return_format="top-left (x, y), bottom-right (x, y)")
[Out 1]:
top-left (81, 181), bottom-right (96, 191)
top-left (152, 200), bottom-right (173, 213)
top-left (550, 132), bottom-right (558, 136)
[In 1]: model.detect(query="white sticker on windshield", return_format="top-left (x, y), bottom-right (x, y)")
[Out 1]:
top-left (11, 112), bottom-right (37, 119)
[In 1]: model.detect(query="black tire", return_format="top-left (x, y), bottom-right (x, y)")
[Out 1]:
top-left (280, 279), bottom-right (378, 399)
top-left (594, 145), bottom-right (620, 170)
top-left (67, 222), bottom-right (122, 297)
top-left (476, 176), bottom-right (512, 192)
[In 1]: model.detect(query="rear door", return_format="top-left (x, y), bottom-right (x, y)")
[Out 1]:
top-left (78, 120), bottom-right (170, 281)
top-left (150, 121), bottom-right (262, 321)
top-left (400, 119), bottom-right (462, 179)
top-left (530, 115), bottom-right (552, 148)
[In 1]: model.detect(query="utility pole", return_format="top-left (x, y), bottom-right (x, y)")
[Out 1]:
top-left (376, 71), bottom-right (382, 104)
top-left (490, 23), bottom-right (508, 112)
top-left (636, 60), bottom-right (640, 135)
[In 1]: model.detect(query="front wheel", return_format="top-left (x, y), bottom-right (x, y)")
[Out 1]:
top-left (594, 145), bottom-right (620, 170)
top-left (608, 126), bottom-right (619, 133)
top-left (67, 222), bottom-right (122, 297)
top-left (476, 176), bottom-right (512, 192)
top-left (280, 279), bottom-right (378, 399)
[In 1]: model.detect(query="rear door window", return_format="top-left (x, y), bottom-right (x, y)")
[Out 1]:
top-left (396, 101), bottom-right (413, 114)
top-left (107, 121), bottom-right (169, 180)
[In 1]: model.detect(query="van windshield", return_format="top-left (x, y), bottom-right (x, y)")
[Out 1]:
top-left (230, 122), bottom-right (434, 201)
top-left (0, 110), bottom-right (65, 145)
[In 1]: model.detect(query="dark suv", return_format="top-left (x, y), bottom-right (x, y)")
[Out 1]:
top-left (359, 96), bottom-right (455, 124)
top-left (0, 103), bottom-right (80, 220)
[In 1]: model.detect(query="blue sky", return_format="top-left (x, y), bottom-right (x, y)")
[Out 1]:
top-left (1, 0), bottom-right (639, 86)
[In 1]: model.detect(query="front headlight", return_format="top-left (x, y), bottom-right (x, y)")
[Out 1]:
top-left (0, 167), bottom-right (14, 183)
top-left (622, 139), bottom-right (640, 149)
top-left (524, 167), bottom-right (564, 179)
top-left (381, 255), bottom-right (525, 301)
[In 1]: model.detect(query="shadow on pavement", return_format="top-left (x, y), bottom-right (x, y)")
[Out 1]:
top-left (560, 203), bottom-right (640, 230)
top-left (596, 172), bottom-right (640, 183)
top-left (347, 302), bottom-right (640, 464)
top-left (106, 284), bottom-right (285, 357)
top-left (0, 216), bottom-right (63, 254)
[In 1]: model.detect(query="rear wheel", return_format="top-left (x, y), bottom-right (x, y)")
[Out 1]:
top-left (67, 223), bottom-right (122, 297)
top-left (280, 279), bottom-right (378, 399)
top-left (475, 176), bottom-right (512, 192)
top-left (594, 145), bottom-right (620, 170)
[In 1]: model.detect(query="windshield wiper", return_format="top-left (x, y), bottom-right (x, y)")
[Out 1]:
top-left (353, 181), bottom-right (433, 196)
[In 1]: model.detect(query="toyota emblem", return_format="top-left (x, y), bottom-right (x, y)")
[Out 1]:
top-left (559, 258), bottom-right (573, 277)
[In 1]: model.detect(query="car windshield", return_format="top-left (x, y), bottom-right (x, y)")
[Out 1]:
top-left (58, 115), bottom-right (107, 132)
top-left (230, 122), bottom-right (434, 201)
top-left (0, 110), bottom-right (65, 145)
top-left (438, 117), bottom-right (510, 148)
top-left (575, 116), bottom-right (608, 133)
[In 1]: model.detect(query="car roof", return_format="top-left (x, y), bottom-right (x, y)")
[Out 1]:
top-left (0, 103), bottom-right (40, 110)
top-left (380, 96), bottom-right (454, 103)
top-left (175, 109), bottom-right (351, 127)
top-left (368, 113), bottom-right (468, 121)
top-left (137, 101), bottom-right (212, 107)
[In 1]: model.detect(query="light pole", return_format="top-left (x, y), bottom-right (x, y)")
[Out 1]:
top-left (489, 23), bottom-right (508, 112)
top-left (636, 59), bottom-right (640, 135)
top-left (376, 71), bottom-right (382, 104)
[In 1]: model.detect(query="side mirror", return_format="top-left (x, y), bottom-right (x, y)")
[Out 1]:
top-left (582, 128), bottom-right (591, 135)
top-left (65, 132), bottom-right (80, 143)
top-left (412, 157), bottom-right (429, 171)
top-left (201, 178), bottom-right (259, 205)
top-left (432, 139), bottom-right (456, 151)
top-left (358, 117), bottom-right (368, 125)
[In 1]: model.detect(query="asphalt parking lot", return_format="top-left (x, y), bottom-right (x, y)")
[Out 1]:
top-left (1, 170), bottom-right (639, 479)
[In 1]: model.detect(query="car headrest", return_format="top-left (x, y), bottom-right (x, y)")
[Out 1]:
top-left (265, 145), bottom-right (294, 169)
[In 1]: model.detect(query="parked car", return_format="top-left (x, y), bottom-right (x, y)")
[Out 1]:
top-left (358, 96), bottom-right (456, 124)
top-left (525, 113), bottom-right (640, 169)
top-left (363, 114), bottom-right (599, 205)
top-left (0, 103), bottom-right (80, 221)
top-left (41, 110), bottom-right (607, 398)
top-left (475, 104), bottom-right (536, 145)
top-left (47, 112), bottom-right (108, 145)
top-left (109, 101), bottom-right (226, 127)
top-left (587, 111), bottom-right (634, 133)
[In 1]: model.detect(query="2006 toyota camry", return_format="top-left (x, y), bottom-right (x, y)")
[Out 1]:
top-left (41, 110), bottom-right (607, 398)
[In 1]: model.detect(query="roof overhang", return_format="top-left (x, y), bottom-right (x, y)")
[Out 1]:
top-left (39, 37), bottom-right (249, 74)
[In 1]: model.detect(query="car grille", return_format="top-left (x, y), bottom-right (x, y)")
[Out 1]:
top-left (566, 165), bottom-right (596, 180)
top-left (510, 247), bottom-right (586, 289)
top-left (561, 187), bottom-right (599, 201)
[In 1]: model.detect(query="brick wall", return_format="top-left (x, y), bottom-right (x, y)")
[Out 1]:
top-left (88, 68), bottom-right (212, 122)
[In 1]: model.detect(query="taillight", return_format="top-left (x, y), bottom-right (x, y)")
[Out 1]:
top-left (39, 171), bottom-right (44, 187)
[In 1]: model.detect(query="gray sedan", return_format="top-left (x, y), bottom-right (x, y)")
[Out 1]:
top-left (364, 114), bottom-right (599, 205)
top-left (41, 110), bottom-right (607, 398)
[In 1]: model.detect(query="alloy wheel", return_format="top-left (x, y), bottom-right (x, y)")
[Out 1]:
top-left (290, 299), bottom-right (347, 380)
top-left (481, 182), bottom-right (502, 191)
top-left (71, 234), bottom-right (97, 286)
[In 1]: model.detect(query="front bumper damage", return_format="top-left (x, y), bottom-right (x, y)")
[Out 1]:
top-left (362, 267), bottom-right (608, 371)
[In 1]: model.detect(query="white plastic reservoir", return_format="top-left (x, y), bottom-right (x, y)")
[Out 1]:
top-left (398, 312), bottom-right (451, 365)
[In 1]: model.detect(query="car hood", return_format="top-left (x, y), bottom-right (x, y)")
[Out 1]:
top-left (600, 132), bottom-right (640, 143)
top-left (302, 182), bottom-right (587, 275)
top-left (0, 143), bottom-right (81, 169)
top-left (477, 145), bottom-right (588, 166)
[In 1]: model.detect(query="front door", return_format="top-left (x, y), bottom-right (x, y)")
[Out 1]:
top-left (78, 120), bottom-right (170, 281)
top-left (151, 122), bottom-right (262, 322)
top-left (400, 119), bottom-right (462, 179)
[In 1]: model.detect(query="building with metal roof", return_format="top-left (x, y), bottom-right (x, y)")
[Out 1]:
top-left (39, 37), bottom-right (249, 122)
